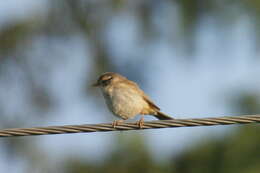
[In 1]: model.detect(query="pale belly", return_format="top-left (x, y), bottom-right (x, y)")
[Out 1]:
top-left (102, 87), bottom-right (148, 120)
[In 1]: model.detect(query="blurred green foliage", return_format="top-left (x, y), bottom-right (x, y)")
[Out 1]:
top-left (64, 134), bottom-right (171, 173)
top-left (174, 125), bottom-right (260, 173)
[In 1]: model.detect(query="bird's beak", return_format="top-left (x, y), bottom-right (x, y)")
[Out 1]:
top-left (92, 82), bottom-right (100, 87)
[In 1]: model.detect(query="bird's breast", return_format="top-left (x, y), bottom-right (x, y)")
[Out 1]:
top-left (102, 85), bottom-right (148, 119)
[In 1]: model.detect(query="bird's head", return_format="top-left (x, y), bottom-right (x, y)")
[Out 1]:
top-left (92, 72), bottom-right (125, 88)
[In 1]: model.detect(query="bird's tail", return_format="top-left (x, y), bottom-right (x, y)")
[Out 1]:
top-left (154, 111), bottom-right (174, 120)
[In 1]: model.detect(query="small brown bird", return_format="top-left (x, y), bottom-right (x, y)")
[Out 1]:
top-left (93, 72), bottom-right (173, 128)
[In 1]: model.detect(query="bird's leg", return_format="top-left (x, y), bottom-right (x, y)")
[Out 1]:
top-left (136, 116), bottom-right (144, 128)
top-left (112, 120), bottom-right (124, 128)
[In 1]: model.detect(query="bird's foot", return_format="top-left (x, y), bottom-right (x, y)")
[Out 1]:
top-left (136, 116), bottom-right (144, 128)
top-left (112, 120), bottom-right (124, 128)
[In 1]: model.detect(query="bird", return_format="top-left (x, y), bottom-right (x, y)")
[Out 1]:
top-left (93, 72), bottom-right (174, 128)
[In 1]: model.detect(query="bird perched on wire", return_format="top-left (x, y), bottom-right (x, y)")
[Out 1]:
top-left (93, 72), bottom-right (174, 128)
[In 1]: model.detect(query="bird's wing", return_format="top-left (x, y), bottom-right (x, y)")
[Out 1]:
top-left (142, 94), bottom-right (160, 111)
top-left (127, 80), bottom-right (161, 111)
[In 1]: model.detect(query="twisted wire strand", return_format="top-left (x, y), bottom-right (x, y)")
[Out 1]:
top-left (0, 114), bottom-right (259, 137)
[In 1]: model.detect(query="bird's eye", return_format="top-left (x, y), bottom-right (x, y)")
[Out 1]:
top-left (101, 76), bottom-right (113, 85)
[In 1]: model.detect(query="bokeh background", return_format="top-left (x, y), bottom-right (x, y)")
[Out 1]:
top-left (0, 0), bottom-right (260, 173)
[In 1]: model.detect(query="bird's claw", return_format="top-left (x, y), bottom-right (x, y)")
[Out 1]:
top-left (112, 120), bottom-right (123, 128)
top-left (136, 116), bottom-right (144, 128)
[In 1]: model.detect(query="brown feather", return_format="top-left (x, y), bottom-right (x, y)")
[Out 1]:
top-left (126, 80), bottom-right (161, 111)
top-left (155, 111), bottom-right (173, 120)
top-left (142, 95), bottom-right (160, 110)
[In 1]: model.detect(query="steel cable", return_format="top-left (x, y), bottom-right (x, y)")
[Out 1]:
top-left (0, 114), bottom-right (259, 137)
